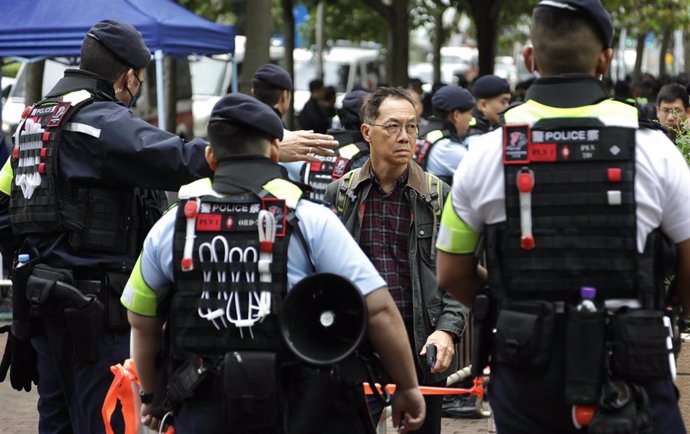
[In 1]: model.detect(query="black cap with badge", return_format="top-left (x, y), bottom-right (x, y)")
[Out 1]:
top-left (85, 20), bottom-right (151, 69)
top-left (536, 0), bottom-right (614, 48)
top-left (472, 75), bottom-right (511, 100)
top-left (209, 93), bottom-right (284, 141)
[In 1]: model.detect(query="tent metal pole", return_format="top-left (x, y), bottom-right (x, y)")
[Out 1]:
top-left (155, 49), bottom-right (166, 131)
top-left (231, 54), bottom-right (238, 94)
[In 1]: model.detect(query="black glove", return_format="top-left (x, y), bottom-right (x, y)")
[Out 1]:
top-left (588, 379), bottom-right (652, 434)
top-left (0, 324), bottom-right (39, 392)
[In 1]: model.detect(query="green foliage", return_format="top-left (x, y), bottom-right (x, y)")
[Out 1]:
top-left (2, 62), bottom-right (20, 78)
top-left (299, 0), bottom-right (387, 48)
top-left (672, 120), bottom-right (690, 166)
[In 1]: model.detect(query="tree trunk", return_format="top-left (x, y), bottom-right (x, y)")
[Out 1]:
top-left (432, 9), bottom-right (444, 84)
top-left (282, 0), bottom-right (295, 129)
top-left (389, 0), bottom-right (410, 86)
top-left (363, 0), bottom-right (409, 87)
top-left (468, 0), bottom-right (500, 76)
top-left (25, 61), bottom-right (45, 105)
top-left (633, 33), bottom-right (646, 82)
top-left (239, 0), bottom-right (272, 95)
top-left (659, 27), bottom-right (672, 78)
top-left (164, 57), bottom-right (177, 135)
top-left (685, 28), bottom-right (690, 75)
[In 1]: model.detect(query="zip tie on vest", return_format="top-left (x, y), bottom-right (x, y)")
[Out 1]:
top-left (181, 199), bottom-right (199, 272)
top-left (197, 236), bottom-right (227, 330)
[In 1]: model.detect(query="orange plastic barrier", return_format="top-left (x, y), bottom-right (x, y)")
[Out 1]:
top-left (103, 358), bottom-right (174, 434)
top-left (364, 376), bottom-right (485, 400)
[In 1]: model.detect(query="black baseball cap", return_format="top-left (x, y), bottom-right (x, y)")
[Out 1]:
top-left (209, 93), bottom-right (284, 141)
top-left (536, 0), bottom-right (614, 48)
top-left (86, 20), bottom-right (151, 69)
top-left (254, 64), bottom-right (293, 91)
top-left (472, 75), bottom-right (511, 99)
top-left (432, 85), bottom-right (476, 112)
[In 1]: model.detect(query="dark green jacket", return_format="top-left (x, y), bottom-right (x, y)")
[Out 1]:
top-left (324, 160), bottom-right (467, 384)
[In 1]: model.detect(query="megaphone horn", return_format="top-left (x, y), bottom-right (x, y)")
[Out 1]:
top-left (281, 273), bottom-right (367, 365)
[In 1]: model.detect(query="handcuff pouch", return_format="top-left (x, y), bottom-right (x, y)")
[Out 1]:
top-left (494, 300), bottom-right (554, 370)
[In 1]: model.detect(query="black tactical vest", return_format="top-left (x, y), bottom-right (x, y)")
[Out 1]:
top-left (9, 90), bottom-right (141, 255)
top-left (486, 100), bottom-right (662, 308)
top-left (169, 176), bottom-right (296, 359)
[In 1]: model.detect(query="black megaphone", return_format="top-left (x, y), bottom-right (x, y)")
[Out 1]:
top-left (281, 273), bottom-right (367, 365)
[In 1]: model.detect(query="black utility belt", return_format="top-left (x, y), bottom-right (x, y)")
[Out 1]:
top-left (493, 300), bottom-right (673, 385)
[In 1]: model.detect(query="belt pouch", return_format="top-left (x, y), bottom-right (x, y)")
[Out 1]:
top-left (25, 264), bottom-right (74, 317)
top-left (104, 272), bottom-right (129, 331)
top-left (223, 351), bottom-right (280, 431)
top-left (564, 305), bottom-right (606, 404)
top-left (10, 254), bottom-right (40, 339)
top-left (494, 300), bottom-right (554, 370)
top-left (611, 309), bottom-right (671, 382)
top-left (64, 297), bottom-right (104, 363)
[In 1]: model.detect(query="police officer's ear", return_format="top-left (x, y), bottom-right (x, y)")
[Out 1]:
top-left (523, 45), bottom-right (538, 74)
top-left (204, 146), bottom-right (218, 172)
top-left (595, 48), bottom-right (614, 79)
top-left (268, 138), bottom-right (281, 162)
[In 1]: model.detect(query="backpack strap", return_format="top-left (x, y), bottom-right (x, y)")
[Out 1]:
top-left (424, 172), bottom-right (444, 261)
top-left (335, 168), bottom-right (361, 214)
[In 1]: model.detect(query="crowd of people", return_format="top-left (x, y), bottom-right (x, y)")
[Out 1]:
top-left (0, 1), bottom-right (689, 434)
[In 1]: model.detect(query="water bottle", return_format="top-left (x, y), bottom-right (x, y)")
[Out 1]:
top-left (11, 253), bottom-right (32, 340)
top-left (576, 286), bottom-right (598, 313)
top-left (16, 253), bottom-right (30, 268)
top-left (566, 286), bottom-right (606, 428)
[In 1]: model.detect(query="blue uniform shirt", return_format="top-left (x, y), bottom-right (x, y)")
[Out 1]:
top-left (121, 185), bottom-right (386, 316)
top-left (425, 137), bottom-right (468, 181)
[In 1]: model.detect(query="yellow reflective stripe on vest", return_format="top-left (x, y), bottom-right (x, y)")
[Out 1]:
top-left (504, 99), bottom-right (639, 128)
top-left (339, 143), bottom-right (361, 160)
top-left (0, 159), bottom-right (13, 196)
top-left (62, 90), bottom-right (92, 105)
top-left (436, 194), bottom-right (480, 254)
top-left (178, 177), bottom-right (302, 209)
top-left (178, 178), bottom-right (214, 199)
top-left (262, 178), bottom-right (303, 209)
top-left (425, 129), bottom-right (445, 143)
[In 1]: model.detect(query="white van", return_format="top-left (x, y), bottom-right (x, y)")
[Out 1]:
top-left (293, 45), bottom-right (384, 115)
top-left (2, 58), bottom-right (194, 144)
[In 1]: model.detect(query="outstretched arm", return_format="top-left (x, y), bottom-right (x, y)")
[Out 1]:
top-left (366, 287), bottom-right (425, 433)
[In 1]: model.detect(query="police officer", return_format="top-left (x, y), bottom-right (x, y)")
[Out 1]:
top-left (0, 20), bottom-right (212, 434)
top-left (301, 89), bottom-right (371, 201)
top-left (417, 85), bottom-right (475, 185)
top-left (436, 1), bottom-right (689, 433)
top-left (122, 93), bottom-right (426, 434)
top-left (467, 75), bottom-right (511, 138)
top-left (251, 63), bottom-right (339, 182)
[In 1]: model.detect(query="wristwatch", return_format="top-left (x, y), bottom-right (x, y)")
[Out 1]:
top-left (140, 390), bottom-right (154, 404)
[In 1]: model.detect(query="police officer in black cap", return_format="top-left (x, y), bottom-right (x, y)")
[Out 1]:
top-left (299, 89), bottom-right (372, 201)
top-left (250, 64), bottom-right (339, 182)
top-left (123, 93), bottom-right (426, 434)
top-left (437, 1), bottom-right (689, 433)
top-left (415, 85), bottom-right (475, 185)
top-left (467, 75), bottom-right (511, 136)
top-left (0, 19), bottom-right (212, 434)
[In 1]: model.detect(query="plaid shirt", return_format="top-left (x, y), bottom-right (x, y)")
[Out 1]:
top-left (359, 167), bottom-right (413, 325)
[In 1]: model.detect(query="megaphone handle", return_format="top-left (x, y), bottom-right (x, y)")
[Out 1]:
top-left (365, 365), bottom-right (391, 406)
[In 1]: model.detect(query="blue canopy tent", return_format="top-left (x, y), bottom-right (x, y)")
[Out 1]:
top-left (0, 0), bottom-right (235, 131)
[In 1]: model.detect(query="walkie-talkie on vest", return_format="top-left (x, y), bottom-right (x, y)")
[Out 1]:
top-left (516, 167), bottom-right (535, 250)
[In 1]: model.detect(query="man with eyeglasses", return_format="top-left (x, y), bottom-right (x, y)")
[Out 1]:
top-left (324, 87), bottom-right (467, 434)
top-left (656, 83), bottom-right (690, 142)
